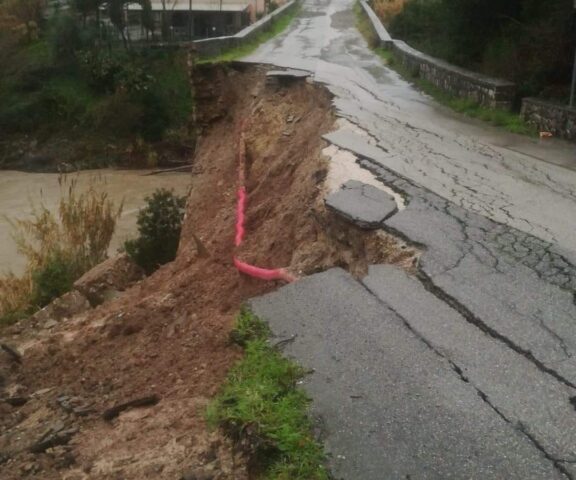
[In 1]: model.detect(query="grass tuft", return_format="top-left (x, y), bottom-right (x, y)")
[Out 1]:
top-left (411, 74), bottom-right (537, 136)
top-left (353, 1), bottom-right (378, 48)
top-left (207, 311), bottom-right (328, 480)
top-left (229, 308), bottom-right (272, 347)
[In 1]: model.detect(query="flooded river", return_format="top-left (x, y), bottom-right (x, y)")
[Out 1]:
top-left (0, 169), bottom-right (191, 275)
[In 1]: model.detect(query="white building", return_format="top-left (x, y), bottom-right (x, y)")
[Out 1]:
top-left (126, 0), bottom-right (273, 40)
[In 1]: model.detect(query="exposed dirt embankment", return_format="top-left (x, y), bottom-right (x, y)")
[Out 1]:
top-left (0, 64), bottom-right (418, 479)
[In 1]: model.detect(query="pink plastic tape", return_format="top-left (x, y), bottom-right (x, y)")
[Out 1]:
top-left (233, 124), bottom-right (296, 283)
top-left (234, 257), bottom-right (296, 283)
top-left (235, 187), bottom-right (246, 247)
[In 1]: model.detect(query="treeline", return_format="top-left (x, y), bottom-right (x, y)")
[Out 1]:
top-left (387, 0), bottom-right (575, 99)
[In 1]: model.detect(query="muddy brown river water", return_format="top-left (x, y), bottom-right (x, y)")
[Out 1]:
top-left (0, 169), bottom-right (191, 275)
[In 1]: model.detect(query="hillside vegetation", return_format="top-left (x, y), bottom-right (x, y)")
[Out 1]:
top-left (0, 0), bottom-right (192, 170)
top-left (386, 0), bottom-right (575, 100)
top-left (371, 0), bottom-right (408, 24)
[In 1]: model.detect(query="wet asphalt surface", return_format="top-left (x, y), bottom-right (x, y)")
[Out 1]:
top-left (246, 0), bottom-right (576, 478)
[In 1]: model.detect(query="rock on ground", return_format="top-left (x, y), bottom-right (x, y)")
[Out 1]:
top-left (73, 254), bottom-right (144, 306)
top-left (325, 180), bottom-right (397, 228)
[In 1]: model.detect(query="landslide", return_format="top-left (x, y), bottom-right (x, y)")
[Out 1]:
top-left (0, 63), bottom-right (418, 480)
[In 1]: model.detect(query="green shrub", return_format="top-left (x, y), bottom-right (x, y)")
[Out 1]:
top-left (151, 53), bottom-right (192, 126)
top-left (87, 82), bottom-right (171, 142)
top-left (30, 252), bottom-right (75, 308)
top-left (15, 64), bottom-right (57, 93)
top-left (0, 93), bottom-right (44, 132)
top-left (0, 77), bottom-right (94, 132)
top-left (79, 50), bottom-right (182, 141)
top-left (78, 50), bottom-right (155, 94)
top-left (49, 13), bottom-right (82, 65)
top-left (125, 188), bottom-right (187, 274)
top-left (77, 50), bottom-right (121, 93)
top-left (41, 78), bottom-right (94, 122)
top-left (115, 62), bottom-right (155, 93)
top-left (89, 91), bottom-right (144, 136)
top-left (0, 27), bottom-right (192, 159)
top-left (133, 89), bottom-right (171, 142)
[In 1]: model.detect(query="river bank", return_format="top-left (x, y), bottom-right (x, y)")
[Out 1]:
top-left (0, 169), bottom-right (191, 275)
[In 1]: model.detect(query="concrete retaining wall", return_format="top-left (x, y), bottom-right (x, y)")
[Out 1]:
top-left (359, 0), bottom-right (392, 47)
top-left (192, 0), bottom-right (297, 57)
top-left (360, 1), bottom-right (515, 110)
top-left (521, 98), bottom-right (576, 141)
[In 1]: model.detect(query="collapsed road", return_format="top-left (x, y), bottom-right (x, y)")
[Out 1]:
top-left (245, 0), bottom-right (576, 478)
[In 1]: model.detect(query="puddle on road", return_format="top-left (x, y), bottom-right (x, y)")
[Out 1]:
top-left (0, 169), bottom-right (191, 275)
top-left (324, 119), bottom-right (406, 210)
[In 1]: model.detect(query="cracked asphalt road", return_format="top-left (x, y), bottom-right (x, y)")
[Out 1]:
top-left (245, 0), bottom-right (576, 478)
top-left (246, 0), bottom-right (576, 256)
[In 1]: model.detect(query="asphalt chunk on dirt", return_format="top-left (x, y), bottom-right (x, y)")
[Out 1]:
top-left (325, 179), bottom-right (398, 228)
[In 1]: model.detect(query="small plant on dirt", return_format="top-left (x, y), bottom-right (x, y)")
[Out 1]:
top-left (30, 252), bottom-right (76, 308)
top-left (0, 175), bottom-right (123, 324)
top-left (124, 188), bottom-right (187, 275)
top-left (229, 308), bottom-right (272, 346)
top-left (207, 311), bottom-right (329, 480)
top-left (0, 274), bottom-right (33, 324)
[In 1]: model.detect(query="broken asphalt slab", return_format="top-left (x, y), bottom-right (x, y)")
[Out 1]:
top-left (323, 129), bottom-right (392, 165)
top-left (363, 157), bottom-right (576, 387)
top-left (265, 68), bottom-right (310, 78)
top-left (265, 68), bottom-right (311, 85)
top-left (325, 180), bottom-right (397, 228)
top-left (250, 268), bottom-right (566, 479)
top-left (321, 127), bottom-right (576, 387)
top-left (363, 265), bottom-right (576, 473)
top-left (242, 1), bottom-right (576, 477)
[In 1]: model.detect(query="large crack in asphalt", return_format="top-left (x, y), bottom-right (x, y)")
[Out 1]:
top-left (322, 126), bottom-right (576, 386)
top-left (359, 279), bottom-right (574, 479)
top-left (321, 118), bottom-right (576, 381)
top-left (414, 269), bottom-right (576, 389)
top-left (321, 78), bottom-right (576, 254)
top-left (325, 118), bottom-right (576, 292)
top-left (315, 111), bottom-right (576, 474)
top-left (357, 156), bottom-right (576, 291)
top-left (242, 2), bottom-right (576, 474)
top-left (357, 155), bottom-right (576, 381)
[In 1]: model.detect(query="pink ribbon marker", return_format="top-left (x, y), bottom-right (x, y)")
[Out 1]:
top-left (233, 122), bottom-right (296, 283)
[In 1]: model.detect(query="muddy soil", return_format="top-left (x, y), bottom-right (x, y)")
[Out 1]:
top-left (0, 64), bottom-right (418, 480)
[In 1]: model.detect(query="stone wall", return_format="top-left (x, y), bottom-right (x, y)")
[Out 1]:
top-left (361, 1), bottom-right (516, 110)
top-left (521, 98), bottom-right (576, 141)
top-left (192, 0), bottom-right (297, 57)
top-left (391, 40), bottom-right (516, 109)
